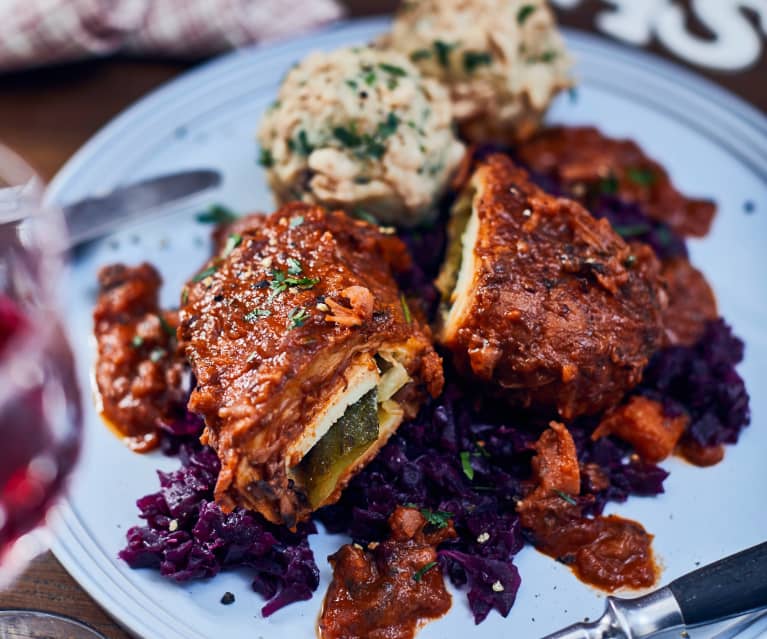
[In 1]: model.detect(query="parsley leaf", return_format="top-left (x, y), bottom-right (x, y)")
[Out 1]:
top-left (555, 489), bottom-right (577, 506)
top-left (627, 167), bottom-right (656, 186)
top-left (613, 223), bottom-right (651, 238)
top-left (354, 209), bottom-right (379, 225)
top-left (410, 49), bottom-right (432, 62)
top-left (158, 314), bottom-right (176, 338)
top-left (244, 309), bottom-right (271, 322)
top-left (413, 561), bottom-right (438, 582)
top-left (361, 135), bottom-right (386, 159)
top-left (222, 233), bottom-right (242, 257)
top-left (517, 4), bottom-right (536, 24)
top-left (288, 307), bottom-right (310, 329)
top-left (333, 126), bottom-right (362, 147)
top-left (378, 63), bottom-right (407, 77)
top-left (287, 257), bottom-right (302, 275)
top-left (376, 112), bottom-right (400, 139)
top-left (400, 294), bottom-right (412, 324)
top-left (289, 130), bottom-right (314, 155)
top-left (268, 268), bottom-right (319, 301)
top-left (287, 275), bottom-right (320, 289)
top-left (289, 215), bottom-right (304, 228)
top-left (193, 265), bottom-right (219, 282)
top-left (363, 69), bottom-right (377, 86)
top-left (463, 51), bottom-right (492, 72)
top-left (149, 348), bottom-right (166, 363)
top-left (433, 40), bottom-right (456, 67)
top-left (131, 335), bottom-right (144, 348)
top-left (419, 508), bottom-right (452, 529)
top-left (196, 204), bottom-right (238, 225)
top-left (460, 451), bottom-right (474, 480)
top-left (600, 174), bottom-right (619, 195)
top-left (528, 50), bottom-right (558, 63)
top-left (258, 147), bottom-right (274, 167)
top-left (335, 118), bottom-right (396, 159)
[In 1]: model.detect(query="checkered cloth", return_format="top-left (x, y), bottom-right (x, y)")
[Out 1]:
top-left (0, 0), bottom-right (344, 72)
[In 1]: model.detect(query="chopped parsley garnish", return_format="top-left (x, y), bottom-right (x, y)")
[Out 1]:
top-left (517, 4), bottom-right (536, 24)
top-left (288, 307), bottom-right (310, 329)
top-left (289, 215), bottom-right (304, 228)
top-left (131, 335), bottom-right (144, 348)
top-left (364, 138), bottom-right (386, 159)
top-left (400, 294), bottom-right (412, 325)
top-left (196, 204), bottom-right (238, 225)
top-left (555, 489), bottom-right (577, 506)
top-left (345, 79), bottom-right (358, 90)
top-left (419, 507), bottom-right (452, 529)
top-left (181, 287), bottom-right (189, 305)
top-left (333, 125), bottom-right (362, 147)
top-left (289, 129), bottom-right (314, 155)
top-left (433, 40), bottom-right (456, 67)
top-left (656, 226), bottom-right (673, 247)
top-left (463, 51), bottom-right (492, 72)
top-left (354, 209), bottom-right (379, 225)
top-left (378, 63), bottom-right (407, 77)
top-left (158, 314), bottom-right (176, 338)
top-left (363, 68), bottom-right (377, 86)
top-left (460, 451), bottom-right (474, 480)
top-left (287, 257), bottom-right (303, 275)
top-left (613, 223), bottom-right (651, 238)
top-left (529, 50), bottom-right (558, 64)
top-left (410, 48), bottom-right (432, 62)
top-left (412, 561), bottom-right (438, 583)
top-left (377, 112), bottom-right (400, 139)
top-left (258, 147), bottom-right (274, 167)
top-left (289, 275), bottom-right (320, 289)
top-left (222, 233), bottom-right (242, 257)
top-left (244, 309), bottom-right (271, 322)
top-left (600, 174), bottom-right (619, 195)
top-left (627, 167), bottom-right (656, 186)
top-left (333, 115), bottom-right (398, 160)
top-left (149, 347), bottom-right (166, 363)
top-left (193, 265), bottom-right (219, 282)
top-left (268, 268), bottom-right (319, 301)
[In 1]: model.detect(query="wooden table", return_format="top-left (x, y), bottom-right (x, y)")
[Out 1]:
top-left (0, 1), bottom-right (763, 637)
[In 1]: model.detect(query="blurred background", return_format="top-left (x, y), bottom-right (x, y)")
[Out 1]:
top-left (0, 0), bottom-right (765, 181)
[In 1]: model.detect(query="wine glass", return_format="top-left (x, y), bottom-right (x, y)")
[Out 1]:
top-left (0, 143), bottom-right (104, 638)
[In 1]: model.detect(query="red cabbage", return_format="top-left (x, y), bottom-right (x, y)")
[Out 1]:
top-left (119, 443), bottom-right (319, 616)
top-left (120, 148), bottom-right (749, 625)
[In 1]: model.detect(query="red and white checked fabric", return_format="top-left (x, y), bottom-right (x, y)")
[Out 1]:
top-left (0, 0), bottom-right (344, 72)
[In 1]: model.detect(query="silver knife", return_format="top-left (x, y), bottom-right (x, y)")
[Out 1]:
top-left (61, 168), bottom-right (221, 245)
top-left (543, 542), bottom-right (767, 639)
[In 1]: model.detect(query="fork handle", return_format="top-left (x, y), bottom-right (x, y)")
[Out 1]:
top-left (670, 541), bottom-right (767, 627)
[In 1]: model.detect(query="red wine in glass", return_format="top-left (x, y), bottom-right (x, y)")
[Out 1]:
top-left (0, 144), bottom-right (101, 637)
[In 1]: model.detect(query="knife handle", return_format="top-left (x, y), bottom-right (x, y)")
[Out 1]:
top-left (669, 541), bottom-right (767, 627)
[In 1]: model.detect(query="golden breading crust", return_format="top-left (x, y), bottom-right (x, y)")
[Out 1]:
top-left (179, 204), bottom-right (443, 527)
top-left (437, 154), bottom-right (665, 419)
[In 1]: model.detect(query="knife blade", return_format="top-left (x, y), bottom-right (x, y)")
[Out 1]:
top-left (542, 541), bottom-right (767, 639)
top-left (61, 168), bottom-right (221, 245)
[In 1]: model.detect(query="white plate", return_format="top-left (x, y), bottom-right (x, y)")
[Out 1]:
top-left (47, 17), bottom-right (767, 639)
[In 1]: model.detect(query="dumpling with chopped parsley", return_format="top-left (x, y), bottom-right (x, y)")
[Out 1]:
top-left (257, 46), bottom-right (465, 227)
top-left (384, 0), bottom-right (572, 143)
